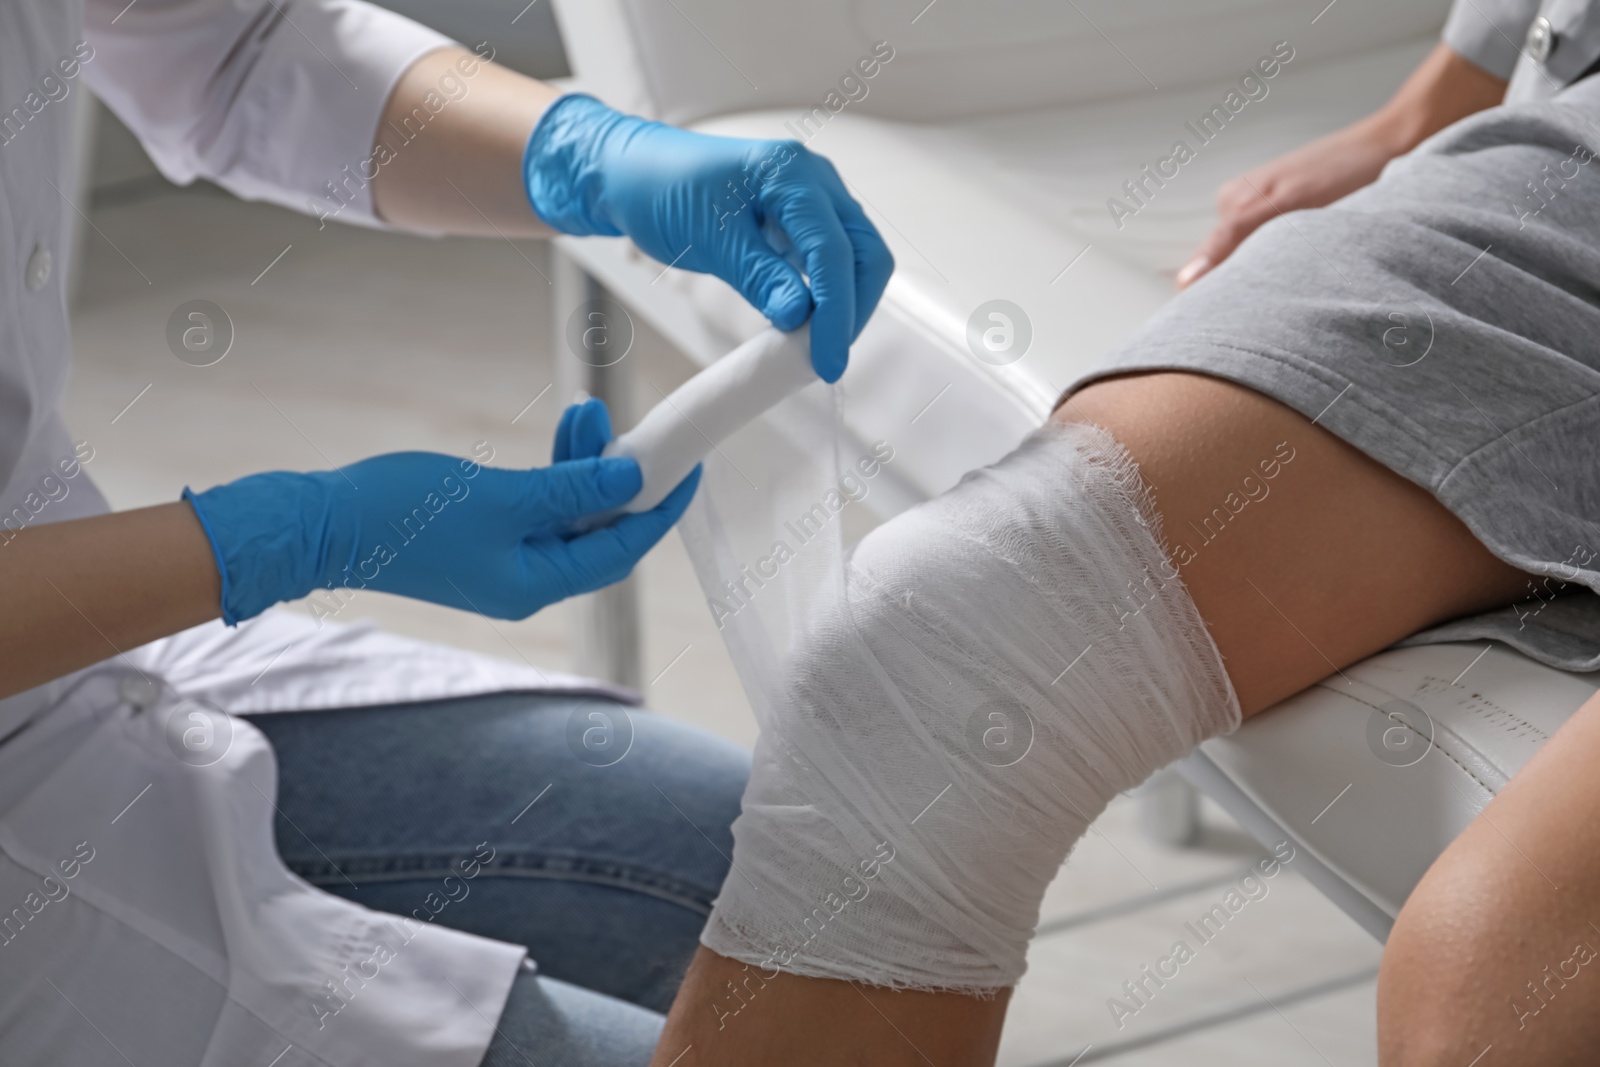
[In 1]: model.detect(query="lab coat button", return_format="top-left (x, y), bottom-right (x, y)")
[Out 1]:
top-left (119, 675), bottom-right (160, 708)
top-left (25, 244), bottom-right (52, 292)
top-left (1525, 16), bottom-right (1555, 64)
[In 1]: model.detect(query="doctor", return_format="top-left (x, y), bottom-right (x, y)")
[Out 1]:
top-left (0, 1), bottom-right (891, 1065)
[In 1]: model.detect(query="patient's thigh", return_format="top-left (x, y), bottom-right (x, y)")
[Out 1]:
top-left (1058, 371), bottom-right (1528, 716)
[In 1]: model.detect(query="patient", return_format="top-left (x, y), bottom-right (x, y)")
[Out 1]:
top-left (650, 28), bottom-right (1600, 1067)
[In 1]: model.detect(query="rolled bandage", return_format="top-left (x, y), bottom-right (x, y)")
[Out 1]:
top-left (700, 422), bottom-right (1242, 991)
top-left (604, 325), bottom-right (814, 513)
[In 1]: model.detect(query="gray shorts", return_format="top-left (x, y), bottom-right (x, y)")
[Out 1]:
top-left (1071, 75), bottom-right (1600, 671)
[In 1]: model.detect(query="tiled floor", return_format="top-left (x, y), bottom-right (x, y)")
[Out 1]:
top-left (65, 171), bottom-right (1382, 1065)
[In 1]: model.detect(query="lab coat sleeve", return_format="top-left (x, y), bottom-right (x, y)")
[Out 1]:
top-left (1441, 0), bottom-right (1539, 79)
top-left (82, 0), bottom-right (456, 226)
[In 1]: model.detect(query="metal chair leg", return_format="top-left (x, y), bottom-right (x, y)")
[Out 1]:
top-left (1138, 766), bottom-right (1202, 847)
top-left (552, 246), bottom-right (643, 690)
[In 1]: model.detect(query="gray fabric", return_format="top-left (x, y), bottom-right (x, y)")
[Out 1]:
top-left (1445, 0), bottom-right (1540, 80)
top-left (1070, 74), bottom-right (1600, 672)
top-left (1507, 0), bottom-right (1600, 101)
top-left (1445, 0), bottom-right (1600, 104)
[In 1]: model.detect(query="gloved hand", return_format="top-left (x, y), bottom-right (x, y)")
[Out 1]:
top-left (184, 399), bottom-right (698, 624)
top-left (524, 94), bottom-right (893, 383)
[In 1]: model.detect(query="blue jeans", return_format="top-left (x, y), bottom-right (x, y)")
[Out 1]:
top-left (246, 691), bottom-right (749, 1066)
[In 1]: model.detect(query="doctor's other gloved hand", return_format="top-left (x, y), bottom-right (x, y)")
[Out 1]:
top-left (183, 399), bottom-right (698, 625)
top-left (524, 94), bottom-right (893, 383)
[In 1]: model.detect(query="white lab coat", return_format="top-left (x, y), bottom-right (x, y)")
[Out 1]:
top-left (0, 2), bottom-right (628, 1063)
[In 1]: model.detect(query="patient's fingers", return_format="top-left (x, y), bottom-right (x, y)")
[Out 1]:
top-left (1178, 178), bottom-right (1281, 288)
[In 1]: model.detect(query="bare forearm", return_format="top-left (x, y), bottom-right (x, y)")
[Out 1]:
top-left (0, 503), bottom-right (220, 698)
top-left (1369, 42), bottom-right (1509, 154)
top-left (370, 46), bottom-right (562, 236)
top-left (655, 947), bottom-right (1008, 1067)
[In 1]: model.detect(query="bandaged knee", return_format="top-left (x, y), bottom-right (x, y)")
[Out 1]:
top-left (688, 421), bottom-right (1241, 992)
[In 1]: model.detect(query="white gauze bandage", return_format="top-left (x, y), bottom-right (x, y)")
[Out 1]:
top-left (679, 416), bottom-right (1241, 992)
top-left (603, 326), bottom-right (814, 512)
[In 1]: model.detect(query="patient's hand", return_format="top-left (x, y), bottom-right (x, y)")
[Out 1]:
top-left (1176, 115), bottom-right (1404, 287)
top-left (1178, 42), bottom-right (1507, 289)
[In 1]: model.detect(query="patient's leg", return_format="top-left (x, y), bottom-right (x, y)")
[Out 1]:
top-left (1062, 371), bottom-right (1528, 718)
top-left (652, 371), bottom-right (1529, 1067)
top-left (1378, 685), bottom-right (1600, 1066)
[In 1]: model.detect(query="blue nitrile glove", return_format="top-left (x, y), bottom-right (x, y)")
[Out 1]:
top-left (524, 93), bottom-right (894, 383)
top-left (183, 400), bottom-right (699, 624)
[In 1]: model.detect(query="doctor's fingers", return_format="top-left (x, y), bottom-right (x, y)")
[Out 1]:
top-left (545, 466), bottom-right (702, 596)
top-left (510, 456), bottom-right (642, 527)
top-left (768, 147), bottom-right (893, 342)
top-left (820, 172), bottom-right (894, 342)
top-left (770, 182), bottom-right (859, 383)
top-left (552, 398), bottom-right (615, 464)
top-left (719, 221), bottom-right (813, 336)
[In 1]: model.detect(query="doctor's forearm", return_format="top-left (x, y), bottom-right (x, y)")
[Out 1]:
top-left (370, 47), bottom-right (562, 236)
top-left (0, 504), bottom-right (220, 700)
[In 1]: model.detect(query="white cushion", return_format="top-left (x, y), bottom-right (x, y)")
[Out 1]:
top-left (1185, 643), bottom-right (1599, 938)
top-left (554, 0), bottom-right (1449, 125)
